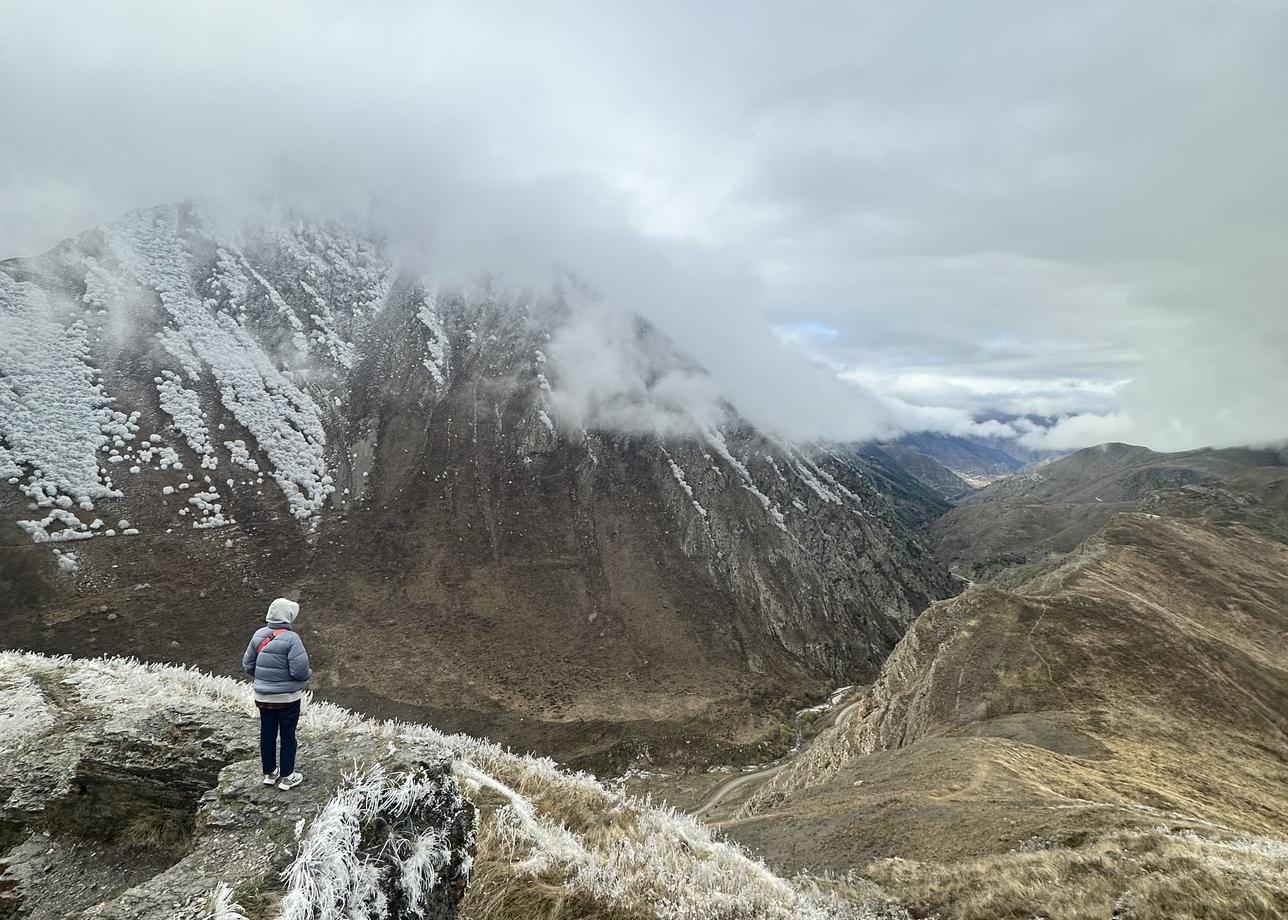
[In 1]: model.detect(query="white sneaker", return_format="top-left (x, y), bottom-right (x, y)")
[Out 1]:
top-left (277, 771), bottom-right (304, 791)
top-left (263, 770), bottom-right (280, 786)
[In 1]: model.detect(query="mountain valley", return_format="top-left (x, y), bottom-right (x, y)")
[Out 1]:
top-left (2, 205), bottom-right (1287, 919)
top-left (0, 203), bottom-right (953, 774)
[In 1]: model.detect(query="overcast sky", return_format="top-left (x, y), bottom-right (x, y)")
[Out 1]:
top-left (2, 1), bottom-right (1285, 450)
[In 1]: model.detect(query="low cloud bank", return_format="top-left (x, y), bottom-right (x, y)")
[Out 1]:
top-left (2, 1), bottom-right (1285, 452)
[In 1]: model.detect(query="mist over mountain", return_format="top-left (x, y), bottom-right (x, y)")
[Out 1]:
top-left (4, 2), bottom-right (1287, 453)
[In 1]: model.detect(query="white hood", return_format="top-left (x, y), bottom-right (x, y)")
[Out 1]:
top-left (266, 597), bottom-right (300, 625)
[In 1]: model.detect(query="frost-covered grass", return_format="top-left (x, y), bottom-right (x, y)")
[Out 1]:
top-left (203, 883), bottom-right (251, 920)
top-left (0, 672), bottom-right (57, 748)
top-left (0, 651), bottom-right (879, 920)
top-left (279, 763), bottom-right (465, 920)
top-left (15, 651), bottom-right (1276, 919)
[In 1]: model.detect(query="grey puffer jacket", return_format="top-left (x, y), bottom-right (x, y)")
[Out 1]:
top-left (242, 626), bottom-right (311, 694)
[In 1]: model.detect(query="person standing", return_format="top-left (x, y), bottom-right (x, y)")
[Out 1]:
top-left (242, 597), bottom-right (311, 790)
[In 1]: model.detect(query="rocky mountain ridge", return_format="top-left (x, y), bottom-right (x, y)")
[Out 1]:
top-left (710, 469), bottom-right (1288, 919)
top-left (0, 651), bottom-right (908, 920)
top-left (0, 653), bottom-right (475, 920)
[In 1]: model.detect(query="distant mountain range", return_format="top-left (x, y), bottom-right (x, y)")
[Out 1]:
top-left (932, 440), bottom-right (1288, 581)
top-left (855, 427), bottom-right (1063, 504)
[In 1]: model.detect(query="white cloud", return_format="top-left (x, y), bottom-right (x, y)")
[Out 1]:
top-left (1, 1), bottom-right (1285, 450)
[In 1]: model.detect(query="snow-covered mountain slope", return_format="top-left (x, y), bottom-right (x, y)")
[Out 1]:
top-left (0, 202), bottom-right (954, 771)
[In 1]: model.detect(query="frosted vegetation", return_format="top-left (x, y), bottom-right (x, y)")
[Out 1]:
top-left (278, 763), bottom-right (467, 920)
top-left (105, 208), bottom-right (338, 520)
top-left (0, 273), bottom-right (133, 519)
top-left (0, 651), bottom-right (896, 920)
top-left (0, 203), bottom-right (392, 558)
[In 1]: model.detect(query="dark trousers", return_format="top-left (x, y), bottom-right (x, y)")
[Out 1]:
top-left (259, 700), bottom-right (301, 776)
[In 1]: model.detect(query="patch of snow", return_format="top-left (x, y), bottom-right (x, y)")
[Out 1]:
top-left (661, 448), bottom-right (708, 518)
top-left (156, 370), bottom-right (217, 469)
top-left (416, 291), bottom-right (450, 389)
top-left (300, 279), bottom-right (357, 369)
top-left (703, 429), bottom-right (786, 531)
top-left (266, 219), bottom-right (391, 365)
top-left (223, 439), bottom-right (260, 472)
top-left (138, 437), bottom-right (183, 470)
top-left (188, 486), bottom-right (231, 528)
top-left (0, 271), bottom-right (130, 522)
top-left (17, 508), bottom-right (93, 543)
top-left (790, 458), bottom-right (841, 504)
top-left (81, 256), bottom-right (128, 313)
top-left (106, 208), bottom-right (335, 520)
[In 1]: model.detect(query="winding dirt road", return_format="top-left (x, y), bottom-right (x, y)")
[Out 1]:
top-left (690, 691), bottom-right (865, 819)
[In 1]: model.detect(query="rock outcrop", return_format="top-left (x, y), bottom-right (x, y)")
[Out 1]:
top-left (0, 655), bottom-right (473, 920)
top-left (0, 652), bottom-right (899, 920)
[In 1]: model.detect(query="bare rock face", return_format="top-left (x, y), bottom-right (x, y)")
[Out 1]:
top-left (0, 202), bottom-right (954, 769)
top-left (0, 656), bottom-right (474, 920)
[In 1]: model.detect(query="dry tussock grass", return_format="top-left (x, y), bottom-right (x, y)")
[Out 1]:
top-left (865, 826), bottom-right (1288, 920)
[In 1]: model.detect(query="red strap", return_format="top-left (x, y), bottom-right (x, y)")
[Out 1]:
top-left (255, 628), bottom-right (288, 655)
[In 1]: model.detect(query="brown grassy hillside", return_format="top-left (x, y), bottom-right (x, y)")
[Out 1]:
top-left (715, 508), bottom-right (1288, 919)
